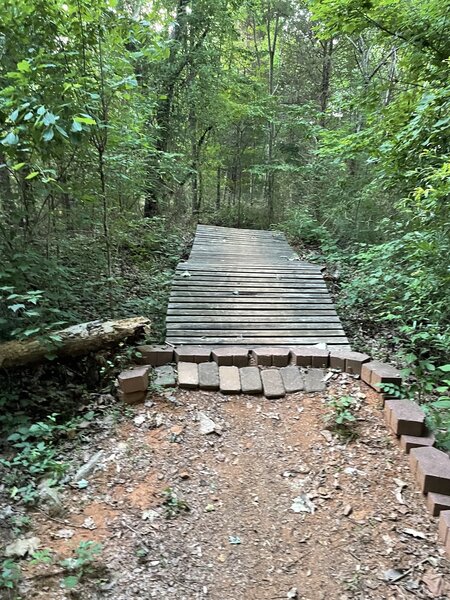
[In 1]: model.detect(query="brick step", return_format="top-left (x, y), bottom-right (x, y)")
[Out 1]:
top-left (384, 399), bottom-right (425, 436)
top-left (136, 344), bottom-right (371, 375)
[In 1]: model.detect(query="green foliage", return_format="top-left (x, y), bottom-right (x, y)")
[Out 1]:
top-left (59, 541), bottom-right (103, 589)
top-left (161, 487), bottom-right (190, 519)
top-left (0, 559), bottom-right (21, 592)
top-left (0, 413), bottom-right (75, 503)
top-left (278, 206), bottom-right (331, 246)
top-left (401, 362), bottom-right (450, 451)
top-left (30, 549), bottom-right (53, 566)
top-left (325, 395), bottom-right (358, 438)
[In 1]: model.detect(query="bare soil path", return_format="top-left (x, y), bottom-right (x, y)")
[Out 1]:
top-left (23, 376), bottom-right (449, 599)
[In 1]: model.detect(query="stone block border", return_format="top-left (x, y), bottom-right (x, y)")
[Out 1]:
top-left (118, 343), bottom-right (450, 558)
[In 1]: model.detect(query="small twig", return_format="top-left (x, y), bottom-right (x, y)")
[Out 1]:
top-left (31, 507), bottom-right (87, 529)
top-left (389, 557), bottom-right (431, 584)
top-left (24, 568), bottom-right (65, 581)
top-left (121, 521), bottom-right (151, 552)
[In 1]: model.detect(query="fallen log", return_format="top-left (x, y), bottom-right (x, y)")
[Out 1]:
top-left (0, 316), bottom-right (151, 369)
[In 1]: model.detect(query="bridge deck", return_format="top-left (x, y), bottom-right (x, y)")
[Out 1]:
top-left (165, 225), bottom-right (350, 347)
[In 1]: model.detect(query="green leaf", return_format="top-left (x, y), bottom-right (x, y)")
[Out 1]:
top-left (25, 171), bottom-right (39, 180)
top-left (12, 162), bottom-right (26, 171)
top-left (43, 128), bottom-right (54, 142)
top-left (43, 112), bottom-right (57, 126)
top-left (439, 365), bottom-right (450, 373)
top-left (55, 125), bottom-right (68, 138)
top-left (2, 132), bottom-right (19, 146)
top-left (431, 400), bottom-right (450, 409)
top-left (74, 115), bottom-right (96, 125)
top-left (62, 575), bottom-right (79, 589)
top-left (9, 109), bottom-right (19, 122)
top-left (9, 304), bottom-right (25, 313)
top-left (70, 120), bottom-right (83, 132)
top-left (17, 60), bottom-right (31, 72)
top-left (23, 328), bottom-right (41, 336)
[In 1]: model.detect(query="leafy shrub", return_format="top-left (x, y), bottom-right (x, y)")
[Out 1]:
top-left (324, 395), bottom-right (358, 438)
top-left (59, 541), bottom-right (103, 589)
top-left (0, 559), bottom-right (21, 593)
top-left (0, 413), bottom-right (76, 503)
top-left (278, 206), bottom-right (331, 247)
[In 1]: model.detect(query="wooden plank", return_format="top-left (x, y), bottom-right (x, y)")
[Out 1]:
top-left (167, 322), bottom-right (343, 330)
top-left (170, 292), bottom-right (331, 299)
top-left (166, 336), bottom-right (349, 345)
top-left (169, 297), bottom-right (333, 305)
top-left (166, 315), bottom-right (342, 322)
top-left (168, 302), bottom-right (335, 310)
top-left (171, 283), bottom-right (328, 290)
top-left (167, 330), bottom-right (346, 338)
top-left (177, 265), bottom-right (318, 271)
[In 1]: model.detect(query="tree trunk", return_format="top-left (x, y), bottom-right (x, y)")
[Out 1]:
top-left (319, 38), bottom-right (334, 127)
top-left (0, 317), bottom-right (151, 368)
top-left (216, 166), bottom-right (221, 210)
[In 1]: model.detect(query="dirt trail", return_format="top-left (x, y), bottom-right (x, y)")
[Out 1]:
top-left (24, 376), bottom-right (449, 599)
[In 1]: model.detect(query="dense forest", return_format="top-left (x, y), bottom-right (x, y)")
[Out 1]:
top-left (0, 0), bottom-right (449, 594)
top-left (1, 0), bottom-right (448, 418)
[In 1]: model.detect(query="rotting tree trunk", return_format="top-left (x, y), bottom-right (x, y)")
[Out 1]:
top-left (0, 316), bottom-right (150, 369)
top-left (265, 7), bottom-right (280, 225)
top-left (319, 38), bottom-right (334, 127)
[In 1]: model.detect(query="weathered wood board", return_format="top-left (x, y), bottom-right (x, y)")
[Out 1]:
top-left (165, 225), bottom-right (350, 347)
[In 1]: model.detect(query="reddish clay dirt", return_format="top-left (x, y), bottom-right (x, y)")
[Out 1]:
top-left (17, 375), bottom-right (450, 599)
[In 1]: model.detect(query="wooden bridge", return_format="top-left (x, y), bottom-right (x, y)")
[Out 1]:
top-left (165, 225), bottom-right (349, 348)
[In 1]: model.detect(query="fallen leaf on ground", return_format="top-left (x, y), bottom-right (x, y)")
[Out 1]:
top-left (421, 572), bottom-right (446, 596)
top-left (229, 536), bottom-right (241, 545)
top-left (402, 528), bottom-right (426, 539)
top-left (53, 529), bottom-right (74, 539)
top-left (291, 495), bottom-right (315, 514)
top-left (198, 412), bottom-right (220, 435)
top-left (383, 568), bottom-right (404, 582)
top-left (82, 516), bottom-right (96, 530)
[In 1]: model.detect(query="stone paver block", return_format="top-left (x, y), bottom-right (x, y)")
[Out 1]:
top-left (198, 362), bottom-right (220, 391)
top-left (409, 447), bottom-right (450, 494)
top-left (118, 366), bottom-right (149, 394)
top-left (384, 399), bottom-right (397, 427)
top-left (271, 348), bottom-right (290, 367)
top-left (389, 399), bottom-right (425, 436)
top-left (178, 362), bottom-right (199, 389)
top-left (136, 344), bottom-right (173, 366)
top-left (329, 349), bottom-right (370, 375)
top-left (175, 346), bottom-right (212, 363)
top-left (261, 369), bottom-right (285, 399)
top-left (361, 361), bottom-right (402, 390)
top-left (304, 369), bottom-right (326, 393)
top-left (212, 347), bottom-right (249, 367)
top-left (251, 347), bottom-right (272, 367)
top-left (240, 367), bottom-right (263, 395)
top-left (219, 366), bottom-right (241, 394)
top-left (426, 492), bottom-right (450, 517)
top-left (291, 347), bottom-right (329, 368)
top-left (153, 365), bottom-right (176, 388)
top-left (280, 366), bottom-right (304, 394)
top-left (118, 389), bottom-right (146, 405)
top-left (438, 511), bottom-right (450, 544)
top-left (400, 431), bottom-right (435, 454)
